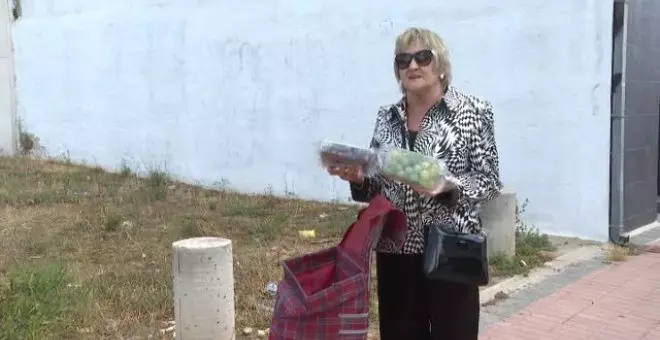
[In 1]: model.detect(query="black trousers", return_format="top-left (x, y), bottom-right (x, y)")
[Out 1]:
top-left (376, 252), bottom-right (480, 340)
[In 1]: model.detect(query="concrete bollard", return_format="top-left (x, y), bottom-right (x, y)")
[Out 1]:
top-left (173, 237), bottom-right (235, 340)
top-left (480, 189), bottom-right (517, 258)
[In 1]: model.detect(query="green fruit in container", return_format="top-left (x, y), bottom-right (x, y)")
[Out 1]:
top-left (420, 170), bottom-right (431, 181)
top-left (384, 149), bottom-right (446, 186)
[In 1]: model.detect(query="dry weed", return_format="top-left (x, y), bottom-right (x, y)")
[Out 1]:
top-left (604, 243), bottom-right (631, 263)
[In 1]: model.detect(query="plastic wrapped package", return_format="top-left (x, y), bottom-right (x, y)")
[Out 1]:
top-left (378, 147), bottom-right (451, 191)
top-left (318, 140), bottom-right (380, 176)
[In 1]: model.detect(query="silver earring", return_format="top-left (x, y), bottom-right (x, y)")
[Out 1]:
top-left (440, 74), bottom-right (445, 79)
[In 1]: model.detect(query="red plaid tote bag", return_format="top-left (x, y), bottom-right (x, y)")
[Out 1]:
top-left (269, 195), bottom-right (407, 340)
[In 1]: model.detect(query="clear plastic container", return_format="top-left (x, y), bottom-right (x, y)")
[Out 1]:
top-left (378, 147), bottom-right (450, 191)
top-left (318, 140), bottom-right (380, 176)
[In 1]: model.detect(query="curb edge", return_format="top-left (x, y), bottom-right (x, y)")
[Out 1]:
top-left (480, 245), bottom-right (603, 306)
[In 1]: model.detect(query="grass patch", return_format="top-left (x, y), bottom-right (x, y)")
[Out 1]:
top-left (488, 201), bottom-right (557, 277)
top-left (0, 262), bottom-right (81, 339)
top-left (0, 156), bottom-right (358, 339)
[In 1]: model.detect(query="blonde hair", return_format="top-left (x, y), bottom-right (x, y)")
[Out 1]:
top-left (394, 27), bottom-right (452, 91)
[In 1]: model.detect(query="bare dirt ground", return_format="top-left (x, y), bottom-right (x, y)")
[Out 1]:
top-left (548, 234), bottom-right (601, 253)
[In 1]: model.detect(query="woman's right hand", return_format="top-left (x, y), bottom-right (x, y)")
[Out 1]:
top-left (327, 165), bottom-right (365, 185)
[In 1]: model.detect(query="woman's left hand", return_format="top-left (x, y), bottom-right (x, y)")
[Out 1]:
top-left (410, 178), bottom-right (456, 197)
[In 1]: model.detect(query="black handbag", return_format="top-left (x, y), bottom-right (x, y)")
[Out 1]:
top-left (422, 223), bottom-right (490, 286)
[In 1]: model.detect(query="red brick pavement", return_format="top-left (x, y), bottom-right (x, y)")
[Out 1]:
top-left (481, 253), bottom-right (660, 340)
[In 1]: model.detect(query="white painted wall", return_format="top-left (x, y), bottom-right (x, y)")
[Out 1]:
top-left (12, 0), bottom-right (613, 240)
top-left (0, 0), bottom-right (16, 155)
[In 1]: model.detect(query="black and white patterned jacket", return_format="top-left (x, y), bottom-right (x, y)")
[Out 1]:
top-left (350, 86), bottom-right (502, 254)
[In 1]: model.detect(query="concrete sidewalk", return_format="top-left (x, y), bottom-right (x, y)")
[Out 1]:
top-left (480, 252), bottom-right (660, 339)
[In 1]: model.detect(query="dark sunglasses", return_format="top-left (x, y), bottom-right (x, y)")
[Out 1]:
top-left (395, 49), bottom-right (435, 69)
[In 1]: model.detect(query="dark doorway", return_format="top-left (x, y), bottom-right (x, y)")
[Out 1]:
top-left (609, 0), bottom-right (660, 231)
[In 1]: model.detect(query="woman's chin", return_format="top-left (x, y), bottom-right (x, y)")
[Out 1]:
top-left (405, 84), bottom-right (430, 95)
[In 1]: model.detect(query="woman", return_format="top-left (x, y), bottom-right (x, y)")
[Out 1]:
top-left (328, 27), bottom-right (501, 340)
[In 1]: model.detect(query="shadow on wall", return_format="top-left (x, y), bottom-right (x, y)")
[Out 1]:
top-left (11, 0), bottom-right (21, 20)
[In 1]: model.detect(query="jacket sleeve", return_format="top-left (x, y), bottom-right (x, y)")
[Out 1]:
top-left (448, 101), bottom-right (502, 204)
